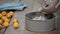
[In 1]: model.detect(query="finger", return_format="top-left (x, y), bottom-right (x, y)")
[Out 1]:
top-left (55, 1), bottom-right (60, 8)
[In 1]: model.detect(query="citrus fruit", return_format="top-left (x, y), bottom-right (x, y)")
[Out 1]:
top-left (0, 13), bottom-right (3, 18)
top-left (2, 11), bottom-right (6, 16)
top-left (0, 19), bottom-right (3, 25)
top-left (6, 13), bottom-right (11, 18)
top-left (9, 11), bottom-right (14, 16)
top-left (13, 23), bottom-right (19, 29)
top-left (0, 25), bottom-right (2, 30)
top-left (4, 19), bottom-right (9, 22)
top-left (3, 22), bottom-right (9, 28)
top-left (1, 16), bottom-right (7, 20)
top-left (13, 19), bottom-right (18, 23)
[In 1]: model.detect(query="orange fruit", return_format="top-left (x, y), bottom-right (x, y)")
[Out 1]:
top-left (13, 22), bottom-right (18, 24)
top-left (3, 22), bottom-right (9, 28)
top-left (9, 11), bottom-right (14, 16)
top-left (6, 13), bottom-right (11, 18)
top-left (4, 19), bottom-right (9, 22)
top-left (1, 16), bottom-right (7, 20)
top-left (0, 25), bottom-right (2, 30)
top-left (13, 23), bottom-right (19, 29)
top-left (2, 11), bottom-right (6, 16)
top-left (13, 19), bottom-right (18, 23)
top-left (0, 13), bottom-right (3, 18)
top-left (0, 19), bottom-right (3, 25)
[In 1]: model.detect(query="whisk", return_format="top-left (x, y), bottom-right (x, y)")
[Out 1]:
top-left (34, 0), bottom-right (47, 19)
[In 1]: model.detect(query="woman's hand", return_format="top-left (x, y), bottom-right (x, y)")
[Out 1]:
top-left (55, 0), bottom-right (60, 8)
top-left (39, 0), bottom-right (59, 14)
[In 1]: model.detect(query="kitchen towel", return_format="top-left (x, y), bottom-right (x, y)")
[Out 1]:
top-left (0, 3), bottom-right (27, 11)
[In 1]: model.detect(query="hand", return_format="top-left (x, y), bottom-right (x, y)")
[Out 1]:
top-left (40, 0), bottom-right (59, 14)
top-left (55, 0), bottom-right (60, 8)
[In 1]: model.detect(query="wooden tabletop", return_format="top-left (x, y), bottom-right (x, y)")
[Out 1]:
top-left (4, 0), bottom-right (59, 34)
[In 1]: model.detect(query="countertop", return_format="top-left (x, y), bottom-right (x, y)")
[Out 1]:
top-left (2, 0), bottom-right (59, 34)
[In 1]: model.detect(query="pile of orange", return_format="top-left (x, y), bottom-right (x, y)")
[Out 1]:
top-left (0, 11), bottom-right (14, 30)
top-left (0, 11), bottom-right (19, 30)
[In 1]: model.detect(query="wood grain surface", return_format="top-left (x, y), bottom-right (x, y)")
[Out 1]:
top-left (4, 0), bottom-right (59, 34)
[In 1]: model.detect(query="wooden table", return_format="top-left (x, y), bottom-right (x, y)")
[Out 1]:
top-left (4, 0), bottom-right (59, 34)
